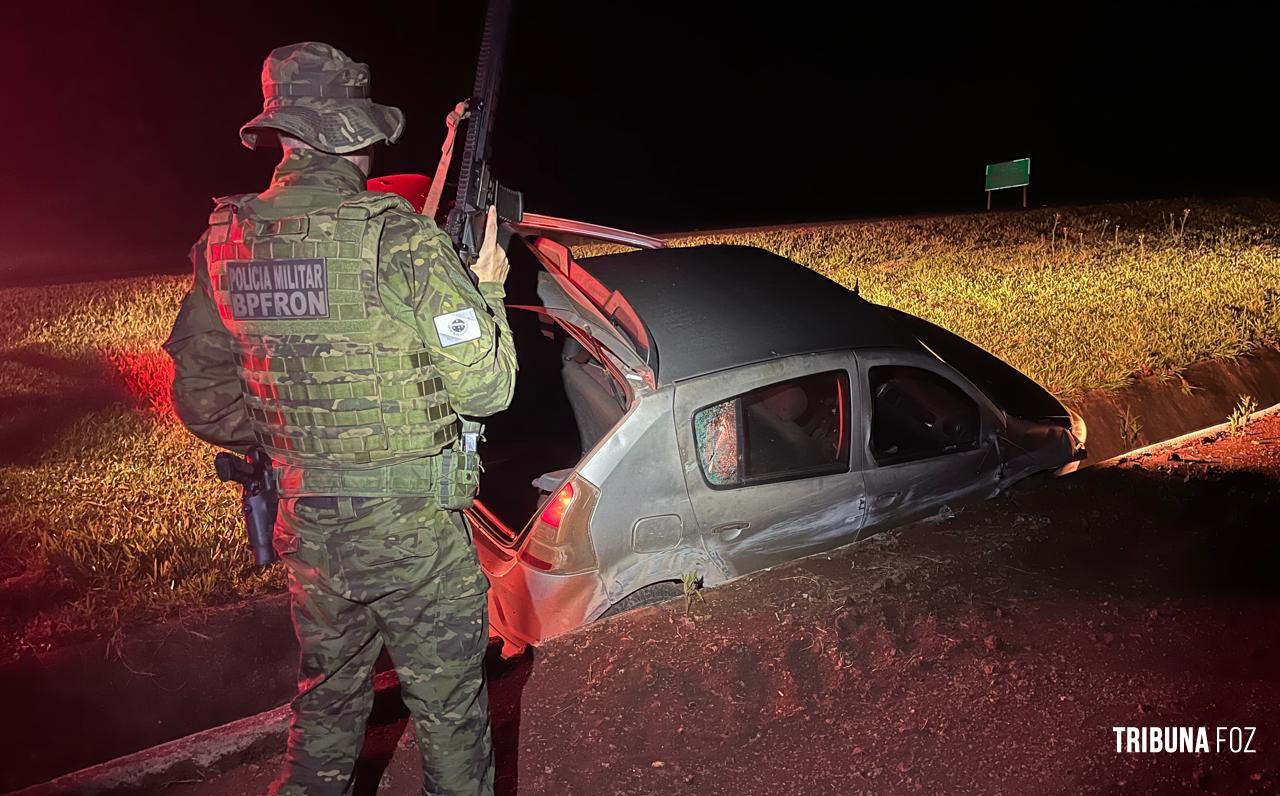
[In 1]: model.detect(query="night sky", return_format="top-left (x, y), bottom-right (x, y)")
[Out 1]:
top-left (2, 2), bottom-right (1274, 283)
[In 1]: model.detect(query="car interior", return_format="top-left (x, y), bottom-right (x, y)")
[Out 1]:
top-left (868, 365), bottom-right (979, 464)
top-left (695, 371), bottom-right (848, 487)
top-left (473, 251), bottom-right (629, 536)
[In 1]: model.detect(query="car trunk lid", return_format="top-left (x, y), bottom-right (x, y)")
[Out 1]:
top-left (522, 236), bottom-right (659, 389)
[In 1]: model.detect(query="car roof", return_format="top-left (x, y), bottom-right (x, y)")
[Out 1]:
top-left (577, 245), bottom-right (926, 385)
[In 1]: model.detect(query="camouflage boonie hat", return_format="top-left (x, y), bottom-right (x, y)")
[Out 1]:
top-left (240, 42), bottom-right (405, 154)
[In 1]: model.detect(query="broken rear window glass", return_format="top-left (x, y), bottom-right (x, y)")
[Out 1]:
top-left (694, 370), bottom-right (850, 488)
top-left (694, 400), bottom-right (739, 485)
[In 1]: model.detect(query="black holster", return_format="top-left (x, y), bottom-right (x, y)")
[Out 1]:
top-left (215, 447), bottom-right (280, 566)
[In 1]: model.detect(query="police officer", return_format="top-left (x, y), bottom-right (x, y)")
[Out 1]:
top-left (163, 42), bottom-right (517, 795)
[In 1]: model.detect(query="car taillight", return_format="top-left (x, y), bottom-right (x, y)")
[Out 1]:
top-left (519, 476), bottom-right (600, 575)
top-left (539, 482), bottom-right (575, 528)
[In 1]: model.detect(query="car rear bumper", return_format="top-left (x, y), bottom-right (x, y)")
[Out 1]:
top-left (471, 517), bottom-right (610, 649)
top-left (486, 563), bottom-right (610, 650)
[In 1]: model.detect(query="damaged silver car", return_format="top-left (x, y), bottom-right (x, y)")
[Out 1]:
top-left (464, 222), bottom-right (1086, 653)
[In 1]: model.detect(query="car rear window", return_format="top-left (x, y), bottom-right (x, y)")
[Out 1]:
top-left (692, 370), bottom-right (851, 489)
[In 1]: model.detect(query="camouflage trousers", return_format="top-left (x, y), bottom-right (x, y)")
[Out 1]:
top-left (268, 496), bottom-right (493, 796)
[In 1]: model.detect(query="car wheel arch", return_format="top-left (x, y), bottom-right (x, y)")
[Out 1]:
top-left (595, 546), bottom-right (724, 619)
top-left (597, 580), bottom-right (684, 620)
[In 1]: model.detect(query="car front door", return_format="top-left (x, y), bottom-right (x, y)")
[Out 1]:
top-left (673, 351), bottom-right (867, 580)
top-left (855, 349), bottom-right (1005, 535)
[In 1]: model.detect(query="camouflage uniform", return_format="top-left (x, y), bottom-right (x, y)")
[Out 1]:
top-left (163, 43), bottom-right (517, 796)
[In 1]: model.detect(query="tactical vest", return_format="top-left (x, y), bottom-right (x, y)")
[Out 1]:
top-left (205, 191), bottom-right (458, 469)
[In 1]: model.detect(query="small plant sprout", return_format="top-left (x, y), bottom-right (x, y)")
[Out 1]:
top-left (681, 570), bottom-right (705, 616)
top-left (1120, 407), bottom-right (1143, 449)
top-left (1227, 395), bottom-right (1259, 437)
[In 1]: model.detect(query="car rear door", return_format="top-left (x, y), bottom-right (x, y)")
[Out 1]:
top-left (672, 351), bottom-right (867, 580)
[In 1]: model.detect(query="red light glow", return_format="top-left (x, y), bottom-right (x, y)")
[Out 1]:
top-left (539, 482), bottom-right (576, 529)
top-left (109, 349), bottom-right (176, 419)
top-left (366, 174), bottom-right (432, 213)
top-left (836, 376), bottom-right (846, 454)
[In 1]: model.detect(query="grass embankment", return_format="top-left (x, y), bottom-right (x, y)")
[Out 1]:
top-left (1, 198), bottom-right (1276, 651)
top-left (0, 277), bottom-right (282, 655)
top-left (583, 198), bottom-right (1280, 395)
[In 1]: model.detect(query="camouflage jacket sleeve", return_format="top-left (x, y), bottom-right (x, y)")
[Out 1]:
top-left (161, 233), bottom-right (256, 452)
top-left (379, 213), bottom-right (518, 418)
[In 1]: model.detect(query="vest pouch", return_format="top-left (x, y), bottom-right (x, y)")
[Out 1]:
top-left (436, 420), bottom-right (485, 510)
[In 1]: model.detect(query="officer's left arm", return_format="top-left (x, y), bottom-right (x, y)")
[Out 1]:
top-left (380, 215), bottom-right (518, 418)
top-left (162, 236), bottom-right (256, 453)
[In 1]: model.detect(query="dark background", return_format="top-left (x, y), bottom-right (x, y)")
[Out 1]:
top-left (1, 2), bottom-right (1274, 282)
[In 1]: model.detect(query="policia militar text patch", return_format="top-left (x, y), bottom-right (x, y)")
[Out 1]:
top-left (226, 258), bottom-right (330, 320)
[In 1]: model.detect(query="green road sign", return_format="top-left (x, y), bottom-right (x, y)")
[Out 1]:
top-left (985, 158), bottom-right (1031, 191)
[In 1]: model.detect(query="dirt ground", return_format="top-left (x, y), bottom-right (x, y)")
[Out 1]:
top-left (157, 412), bottom-right (1280, 796)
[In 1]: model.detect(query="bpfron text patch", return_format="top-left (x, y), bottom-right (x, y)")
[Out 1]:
top-left (226, 258), bottom-right (330, 320)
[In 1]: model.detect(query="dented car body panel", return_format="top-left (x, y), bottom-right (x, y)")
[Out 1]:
top-left (468, 239), bottom-right (1086, 651)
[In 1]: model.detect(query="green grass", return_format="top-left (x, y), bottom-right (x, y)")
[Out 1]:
top-left (1, 197), bottom-right (1277, 650)
top-left (1227, 394), bottom-right (1260, 437)
top-left (0, 277), bottom-right (283, 653)
top-left (583, 198), bottom-right (1280, 396)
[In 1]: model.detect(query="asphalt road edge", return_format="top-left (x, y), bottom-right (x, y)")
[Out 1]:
top-left (5, 669), bottom-right (406, 796)
top-left (4, 705), bottom-right (291, 796)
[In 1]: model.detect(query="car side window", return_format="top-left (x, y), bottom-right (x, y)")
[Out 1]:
top-left (868, 365), bottom-right (979, 465)
top-left (693, 370), bottom-right (851, 488)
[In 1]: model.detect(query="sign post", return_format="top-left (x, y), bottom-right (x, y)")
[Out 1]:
top-left (985, 158), bottom-right (1031, 209)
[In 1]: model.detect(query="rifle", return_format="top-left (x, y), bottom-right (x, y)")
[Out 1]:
top-left (443, 0), bottom-right (524, 265)
top-left (214, 447), bottom-right (279, 566)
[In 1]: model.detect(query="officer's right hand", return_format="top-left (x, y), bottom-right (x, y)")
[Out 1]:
top-left (471, 206), bottom-right (510, 285)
